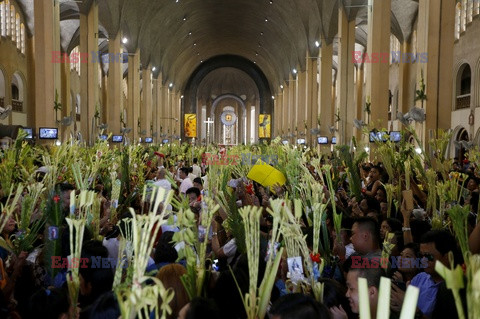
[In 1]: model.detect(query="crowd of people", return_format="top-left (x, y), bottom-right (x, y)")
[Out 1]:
top-left (0, 140), bottom-right (478, 319)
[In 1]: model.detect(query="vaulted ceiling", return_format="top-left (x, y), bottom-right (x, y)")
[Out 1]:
top-left (16, 0), bottom-right (419, 93)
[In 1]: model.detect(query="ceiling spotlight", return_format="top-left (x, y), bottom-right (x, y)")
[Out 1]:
top-left (269, 0), bottom-right (273, 4)
top-left (176, 0), bottom-right (179, 2)
top-left (315, 40), bottom-right (320, 47)
top-left (255, 52), bottom-right (259, 56)
top-left (200, 60), bottom-right (203, 63)
top-left (280, 85), bottom-right (283, 89)
top-left (197, 52), bottom-right (200, 55)
top-left (292, 68), bottom-right (297, 74)
top-left (181, 95), bottom-right (184, 99)
top-left (169, 83), bottom-right (173, 88)
top-left (193, 43), bottom-right (197, 46)
top-left (271, 95), bottom-right (275, 100)
top-left (183, 16), bottom-right (187, 21)
top-left (265, 17), bottom-right (268, 22)
top-left (122, 37), bottom-right (128, 44)
top-left (188, 31), bottom-right (192, 36)
top-left (152, 67), bottom-right (156, 71)
top-left (254, 61), bottom-right (256, 64)
top-left (260, 32), bottom-right (264, 36)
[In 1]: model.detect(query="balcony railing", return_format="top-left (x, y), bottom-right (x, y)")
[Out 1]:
top-left (12, 99), bottom-right (23, 112)
top-left (456, 94), bottom-right (471, 109)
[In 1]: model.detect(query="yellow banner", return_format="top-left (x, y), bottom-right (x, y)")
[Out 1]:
top-left (258, 114), bottom-right (271, 138)
top-left (184, 114), bottom-right (197, 137)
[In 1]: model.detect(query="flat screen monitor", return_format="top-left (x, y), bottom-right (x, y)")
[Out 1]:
top-left (39, 127), bottom-right (58, 139)
top-left (162, 139), bottom-right (169, 144)
top-left (369, 131), bottom-right (387, 143)
top-left (331, 137), bottom-right (337, 144)
top-left (112, 135), bottom-right (123, 143)
top-left (390, 131), bottom-right (401, 142)
top-left (282, 140), bottom-right (289, 145)
top-left (317, 136), bottom-right (328, 144)
top-left (21, 127), bottom-right (33, 139)
top-left (144, 137), bottom-right (153, 143)
top-left (99, 134), bottom-right (108, 141)
top-left (297, 138), bottom-right (306, 144)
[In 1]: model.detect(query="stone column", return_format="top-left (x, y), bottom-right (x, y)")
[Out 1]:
top-left (355, 64), bottom-right (365, 140)
top-left (106, 33), bottom-right (122, 134)
top-left (365, 0), bottom-right (391, 129)
top-left (79, 1), bottom-right (99, 145)
top-left (60, 61), bottom-right (71, 141)
top-left (297, 67), bottom-right (307, 143)
top-left (337, 6), bottom-right (356, 144)
top-left (416, 0), bottom-right (455, 141)
top-left (306, 56), bottom-right (319, 146)
top-left (319, 41), bottom-right (333, 138)
top-left (282, 85), bottom-right (289, 136)
top-left (127, 49), bottom-right (140, 142)
top-left (34, 0), bottom-right (58, 129)
top-left (141, 68), bottom-right (152, 139)
top-left (398, 41), bottom-right (413, 115)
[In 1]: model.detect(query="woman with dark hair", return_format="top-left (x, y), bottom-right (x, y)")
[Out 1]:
top-left (269, 293), bottom-right (331, 319)
top-left (362, 165), bottom-right (384, 198)
top-left (88, 291), bottom-right (120, 319)
top-left (27, 287), bottom-right (73, 319)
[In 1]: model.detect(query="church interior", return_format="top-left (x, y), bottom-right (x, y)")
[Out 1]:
top-left (0, 0), bottom-right (478, 154)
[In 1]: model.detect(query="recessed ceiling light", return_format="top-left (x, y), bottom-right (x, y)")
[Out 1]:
top-left (200, 60), bottom-right (203, 63)
top-left (292, 68), bottom-right (297, 74)
top-left (193, 43), bottom-right (196, 46)
top-left (315, 40), bottom-right (320, 47)
top-left (254, 61), bottom-right (256, 64)
top-left (265, 18), bottom-right (268, 22)
top-left (197, 53), bottom-right (200, 55)
top-left (122, 37), bottom-right (128, 44)
top-left (269, 0), bottom-right (273, 4)
top-left (188, 32), bottom-right (192, 36)
top-left (255, 52), bottom-right (259, 56)
top-left (183, 16), bottom-right (187, 21)
top-left (260, 32), bottom-right (264, 36)
top-left (169, 83), bottom-right (173, 88)
top-left (271, 96), bottom-right (275, 99)
top-left (152, 67), bottom-right (156, 71)
top-left (280, 85), bottom-right (284, 89)
top-left (181, 95), bottom-right (184, 99)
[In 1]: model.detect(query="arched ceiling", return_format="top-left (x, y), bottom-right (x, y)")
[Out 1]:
top-left (196, 67), bottom-right (259, 102)
top-left (16, 0), bottom-right (419, 92)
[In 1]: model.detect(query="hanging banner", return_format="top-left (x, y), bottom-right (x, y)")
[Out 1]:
top-left (258, 114), bottom-right (271, 138)
top-left (184, 114), bottom-right (197, 138)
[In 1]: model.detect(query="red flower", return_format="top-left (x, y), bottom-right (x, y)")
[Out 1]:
top-left (53, 195), bottom-right (60, 203)
top-left (246, 183), bottom-right (254, 195)
top-left (310, 252), bottom-right (321, 263)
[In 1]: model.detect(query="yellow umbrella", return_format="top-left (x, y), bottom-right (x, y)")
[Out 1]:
top-left (247, 159), bottom-right (286, 187)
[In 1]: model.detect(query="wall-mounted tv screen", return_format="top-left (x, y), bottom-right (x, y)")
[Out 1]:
top-left (390, 131), bottom-right (401, 142)
top-left (282, 140), bottom-right (289, 145)
top-left (297, 138), bottom-right (306, 144)
top-left (331, 137), bottom-right (337, 144)
top-left (112, 135), bottom-right (123, 143)
top-left (144, 137), bottom-right (153, 143)
top-left (369, 131), bottom-right (388, 143)
top-left (317, 136), bottom-right (328, 144)
top-left (21, 127), bottom-right (33, 139)
top-left (99, 134), bottom-right (108, 141)
top-left (39, 127), bottom-right (58, 139)
top-left (162, 139), bottom-right (169, 144)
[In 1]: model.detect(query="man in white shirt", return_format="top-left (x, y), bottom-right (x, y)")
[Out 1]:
top-left (192, 158), bottom-right (202, 178)
top-left (153, 168), bottom-right (171, 191)
top-left (179, 167), bottom-right (193, 195)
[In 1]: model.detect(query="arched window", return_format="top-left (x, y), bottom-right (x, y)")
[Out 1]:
top-left (10, 4), bottom-right (14, 41)
top-left (20, 23), bottom-right (24, 54)
top-left (11, 72), bottom-right (24, 112)
top-left (0, 2), bottom-right (5, 37)
top-left (389, 35), bottom-right (400, 65)
top-left (70, 46), bottom-right (81, 75)
top-left (456, 64), bottom-right (471, 109)
top-left (5, 1), bottom-right (10, 37)
top-left (456, 3), bottom-right (461, 39)
top-left (15, 13), bottom-right (19, 48)
top-left (467, 0), bottom-right (473, 23)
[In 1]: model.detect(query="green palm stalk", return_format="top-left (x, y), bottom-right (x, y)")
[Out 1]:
top-left (435, 254), bottom-right (465, 319)
top-left (425, 169), bottom-right (437, 215)
top-left (0, 184), bottom-right (23, 233)
top-left (323, 165), bottom-right (342, 242)
top-left (383, 184), bottom-right (396, 218)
